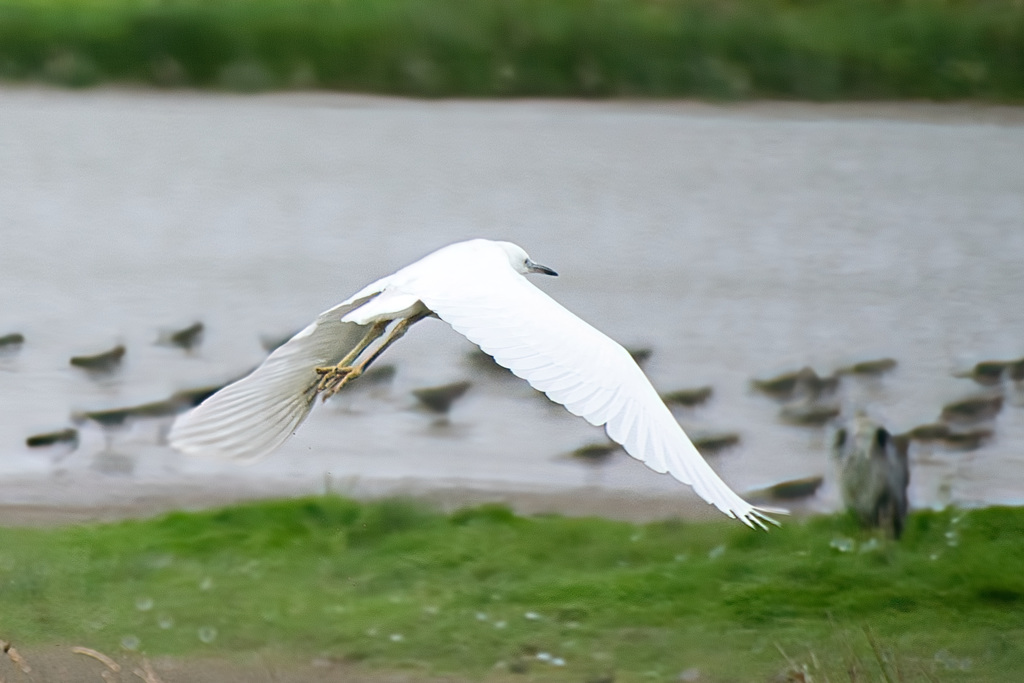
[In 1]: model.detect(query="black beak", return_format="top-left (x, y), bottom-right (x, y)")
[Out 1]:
top-left (526, 259), bottom-right (558, 277)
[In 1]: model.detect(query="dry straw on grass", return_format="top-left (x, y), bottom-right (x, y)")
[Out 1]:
top-left (1, 640), bottom-right (31, 675)
top-left (132, 657), bottom-right (164, 683)
top-left (71, 647), bottom-right (121, 673)
top-left (71, 646), bottom-right (164, 683)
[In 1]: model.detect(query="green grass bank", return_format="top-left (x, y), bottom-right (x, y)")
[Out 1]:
top-left (1, 497), bottom-right (1023, 681)
top-left (0, 0), bottom-right (1022, 100)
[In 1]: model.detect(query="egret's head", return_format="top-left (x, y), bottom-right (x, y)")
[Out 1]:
top-left (496, 241), bottom-right (558, 277)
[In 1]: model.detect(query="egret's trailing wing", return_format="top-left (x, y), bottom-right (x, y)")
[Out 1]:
top-left (168, 299), bottom-right (374, 462)
top-left (415, 263), bottom-right (777, 528)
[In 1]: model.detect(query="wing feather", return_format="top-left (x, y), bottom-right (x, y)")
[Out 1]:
top-left (421, 270), bottom-right (777, 528)
top-left (573, 387), bottom-right (620, 422)
top-left (168, 298), bottom-right (375, 462)
top-left (560, 385), bottom-right (606, 414)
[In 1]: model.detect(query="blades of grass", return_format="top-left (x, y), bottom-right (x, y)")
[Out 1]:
top-left (863, 625), bottom-right (895, 683)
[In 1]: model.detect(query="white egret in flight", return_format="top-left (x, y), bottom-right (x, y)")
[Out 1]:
top-left (169, 239), bottom-right (778, 528)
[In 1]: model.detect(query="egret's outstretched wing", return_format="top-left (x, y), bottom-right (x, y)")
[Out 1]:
top-left (168, 298), bottom-right (374, 462)
top-left (421, 270), bottom-right (778, 528)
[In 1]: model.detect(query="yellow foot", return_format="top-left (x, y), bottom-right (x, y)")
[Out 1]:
top-left (315, 365), bottom-right (363, 399)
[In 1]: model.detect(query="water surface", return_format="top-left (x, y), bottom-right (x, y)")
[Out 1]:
top-left (2, 90), bottom-right (1023, 517)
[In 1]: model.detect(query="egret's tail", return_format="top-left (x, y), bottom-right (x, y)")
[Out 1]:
top-left (169, 300), bottom-right (373, 462)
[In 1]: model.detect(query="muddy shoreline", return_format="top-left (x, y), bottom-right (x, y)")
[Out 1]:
top-left (0, 472), bottom-right (813, 527)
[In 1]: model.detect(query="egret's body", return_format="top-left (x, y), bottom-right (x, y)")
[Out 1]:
top-left (170, 239), bottom-right (776, 528)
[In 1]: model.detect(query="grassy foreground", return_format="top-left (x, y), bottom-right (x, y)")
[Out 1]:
top-left (0, 0), bottom-right (1022, 100)
top-left (1, 497), bottom-right (1023, 681)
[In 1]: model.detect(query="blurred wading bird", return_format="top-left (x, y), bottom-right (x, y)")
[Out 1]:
top-left (170, 239), bottom-right (778, 528)
top-left (833, 414), bottom-right (910, 539)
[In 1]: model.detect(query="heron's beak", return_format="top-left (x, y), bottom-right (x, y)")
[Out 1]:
top-left (526, 259), bottom-right (558, 277)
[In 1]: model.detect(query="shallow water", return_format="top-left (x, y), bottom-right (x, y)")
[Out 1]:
top-left (2, 89), bottom-right (1024, 516)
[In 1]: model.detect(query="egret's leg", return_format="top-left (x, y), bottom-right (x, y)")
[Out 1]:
top-left (315, 313), bottom-right (428, 401)
top-left (315, 320), bottom-right (388, 395)
top-left (353, 311), bottom-right (430, 373)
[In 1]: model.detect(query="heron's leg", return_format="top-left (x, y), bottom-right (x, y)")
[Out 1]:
top-left (315, 320), bottom-right (388, 395)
